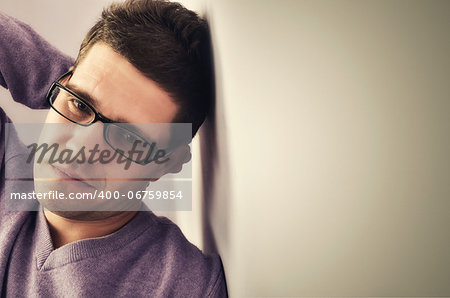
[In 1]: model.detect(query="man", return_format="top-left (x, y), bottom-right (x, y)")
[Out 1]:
top-left (0, 0), bottom-right (227, 296)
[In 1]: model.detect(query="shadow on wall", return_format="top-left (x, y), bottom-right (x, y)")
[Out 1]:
top-left (200, 104), bottom-right (219, 253)
top-left (199, 34), bottom-right (230, 255)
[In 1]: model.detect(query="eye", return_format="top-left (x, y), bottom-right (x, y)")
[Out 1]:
top-left (124, 133), bottom-right (138, 144)
top-left (115, 129), bottom-right (141, 146)
top-left (72, 99), bottom-right (88, 112)
top-left (67, 97), bottom-right (89, 113)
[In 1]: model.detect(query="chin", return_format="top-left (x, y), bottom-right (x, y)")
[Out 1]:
top-left (46, 210), bottom-right (126, 221)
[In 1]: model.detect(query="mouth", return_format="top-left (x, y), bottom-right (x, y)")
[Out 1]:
top-left (50, 165), bottom-right (96, 189)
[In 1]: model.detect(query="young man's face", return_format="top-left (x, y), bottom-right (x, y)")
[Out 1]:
top-left (34, 42), bottom-right (185, 218)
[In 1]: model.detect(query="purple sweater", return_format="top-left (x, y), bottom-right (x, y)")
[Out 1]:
top-left (0, 12), bottom-right (227, 297)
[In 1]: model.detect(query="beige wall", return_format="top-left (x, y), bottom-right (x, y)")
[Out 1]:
top-left (207, 0), bottom-right (450, 296)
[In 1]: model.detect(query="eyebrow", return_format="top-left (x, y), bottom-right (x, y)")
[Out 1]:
top-left (64, 82), bottom-right (126, 122)
top-left (65, 82), bottom-right (100, 109)
top-left (64, 81), bottom-right (151, 138)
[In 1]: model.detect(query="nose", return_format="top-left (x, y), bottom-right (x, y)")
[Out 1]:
top-left (64, 122), bottom-right (108, 153)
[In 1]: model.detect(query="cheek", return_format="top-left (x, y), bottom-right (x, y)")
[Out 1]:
top-left (102, 163), bottom-right (155, 191)
top-left (39, 110), bottom-right (74, 145)
top-left (45, 109), bottom-right (70, 124)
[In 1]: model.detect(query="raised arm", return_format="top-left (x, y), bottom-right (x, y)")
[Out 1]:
top-left (0, 12), bottom-right (74, 109)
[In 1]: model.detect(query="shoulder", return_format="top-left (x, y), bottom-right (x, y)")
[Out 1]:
top-left (136, 213), bottom-right (228, 297)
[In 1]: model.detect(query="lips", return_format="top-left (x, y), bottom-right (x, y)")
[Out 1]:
top-left (50, 164), bottom-right (96, 189)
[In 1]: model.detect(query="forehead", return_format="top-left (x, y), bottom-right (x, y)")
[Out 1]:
top-left (70, 42), bottom-right (178, 124)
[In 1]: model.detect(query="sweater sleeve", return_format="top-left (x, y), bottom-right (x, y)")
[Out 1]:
top-left (0, 12), bottom-right (74, 109)
top-left (207, 256), bottom-right (228, 298)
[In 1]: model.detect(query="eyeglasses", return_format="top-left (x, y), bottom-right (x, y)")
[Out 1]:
top-left (46, 71), bottom-right (164, 165)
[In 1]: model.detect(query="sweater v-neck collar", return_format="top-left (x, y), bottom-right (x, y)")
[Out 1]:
top-left (35, 208), bottom-right (155, 271)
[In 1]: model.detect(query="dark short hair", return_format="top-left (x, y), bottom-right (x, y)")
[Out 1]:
top-left (74, 0), bottom-right (214, 137)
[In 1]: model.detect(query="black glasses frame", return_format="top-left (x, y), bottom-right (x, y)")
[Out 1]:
top-left (46, 71), bottom-right (160, 165)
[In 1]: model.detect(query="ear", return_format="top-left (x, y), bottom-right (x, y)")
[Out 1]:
top-left (151, 144), bottom-right (192, 179)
